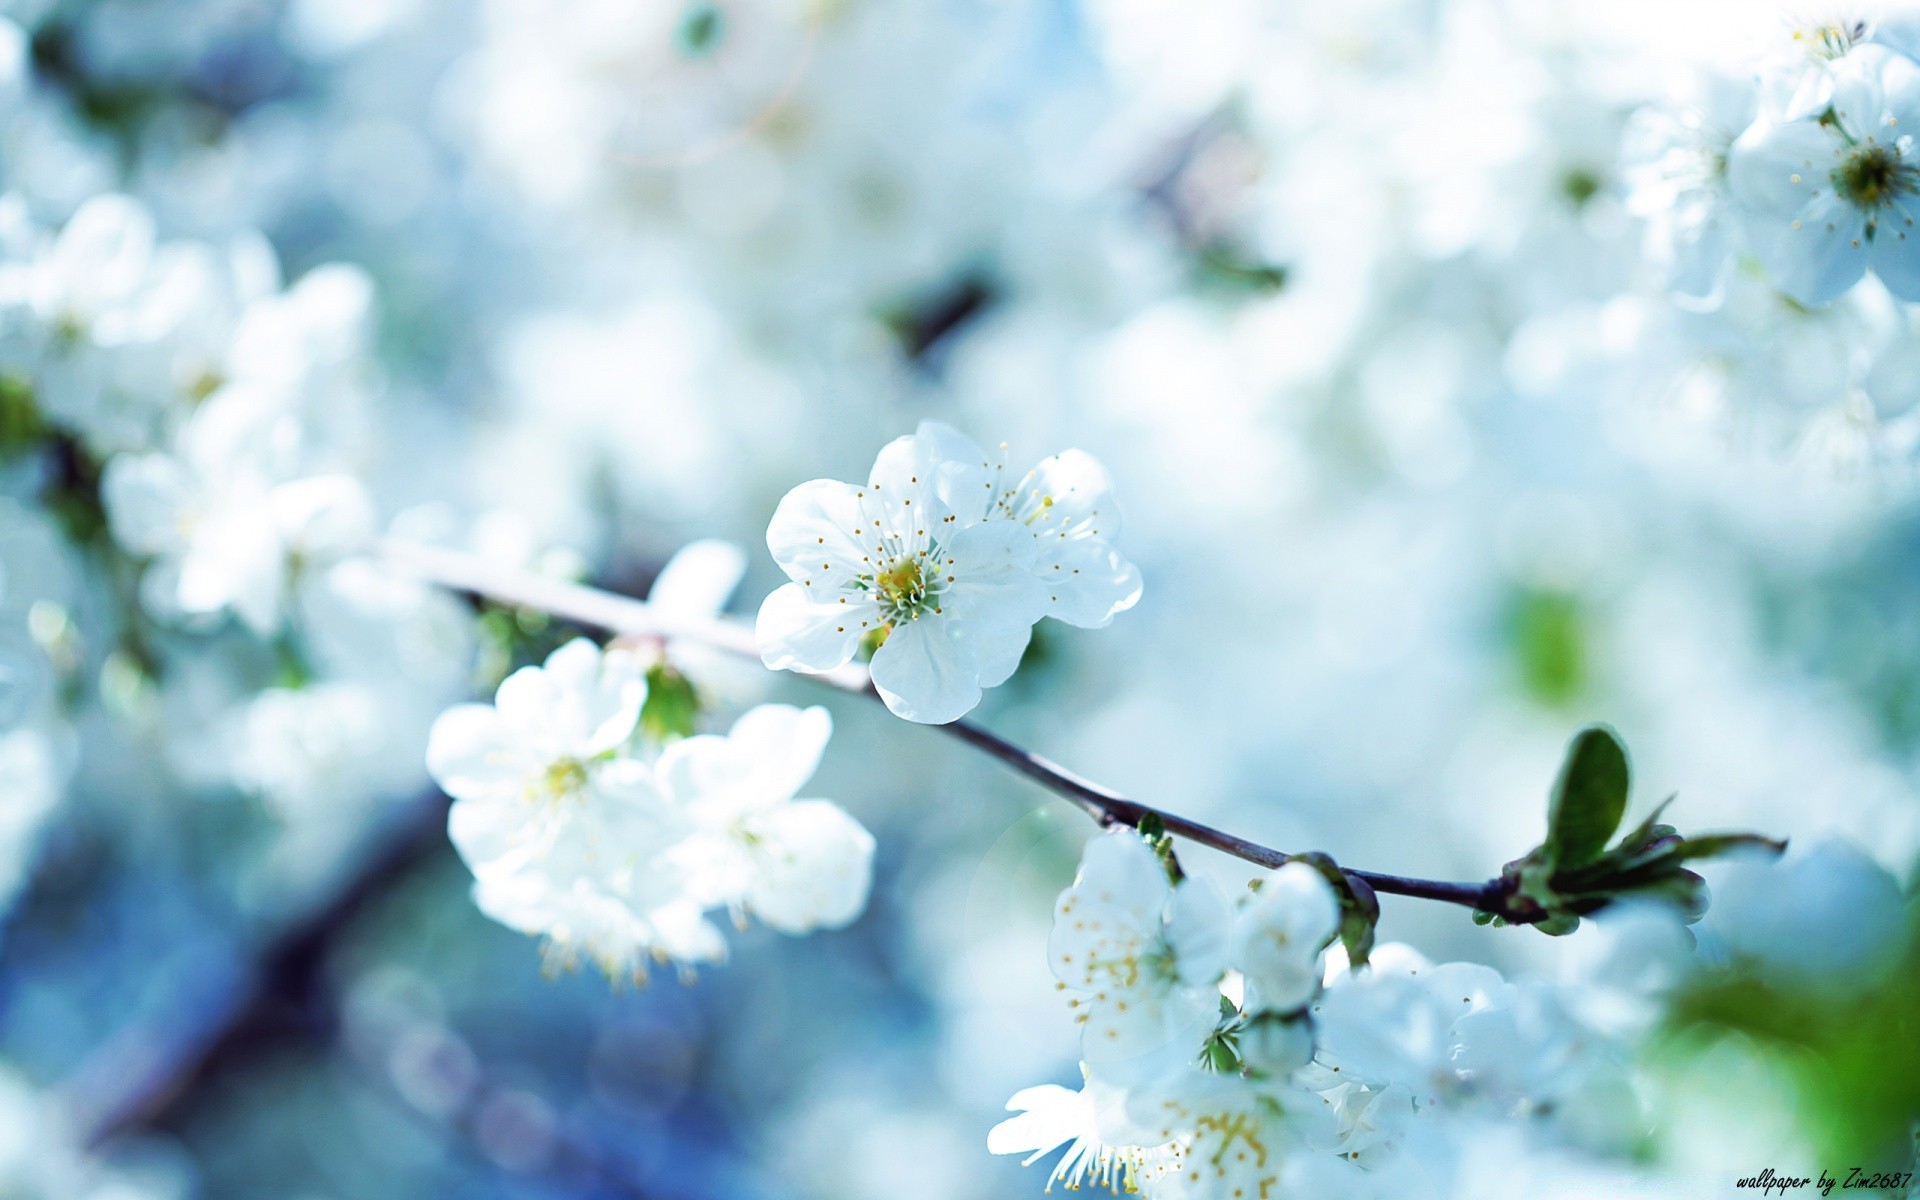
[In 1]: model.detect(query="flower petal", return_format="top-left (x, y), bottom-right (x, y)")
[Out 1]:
top-left (868, 615), bottom-right (980, 723)
top-left (756, 583), bottom-right (867, 673)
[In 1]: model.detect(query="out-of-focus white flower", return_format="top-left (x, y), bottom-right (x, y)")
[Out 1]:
top-left (1705, 836), bottom-right (1908, 984)
top-left (0, 727), bottom-right (58, 913)
top-left (756, 428), bottom-right (1046, 723)
top-left (0, 1066), bottom-right (186, 1200)
top-left (1052, 829), bottom-right (1229, 1084)
top-left (1561, 902), bottom-right (1698, 1036)
top-left (228, 682), bottom-right (384, 821)
top-left (1729, 44), bottom-right (1920, 305)
top-left (1622, 74), bottom-right (1758, 306)
top-left (658, 703), bottom-right (874, 933)
top-left (1312, 944), bottom-right (1515, 1105)
top-left (987, 1075), bottom-right (1177, 1194)
top-left (1228, 861), bottom-right (1340, 1015)
top-left (102, 388), bottom-right (375, 634)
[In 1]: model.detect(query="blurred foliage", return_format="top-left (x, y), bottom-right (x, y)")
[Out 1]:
top-left (1664, 897), bottom-right (1920, 1167)
top-left (1507, 587), bottom-right (1589, 708)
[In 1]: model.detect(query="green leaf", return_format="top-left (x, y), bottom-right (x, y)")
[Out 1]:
top-left (1668, 833), bottom-right (1788, 863)
top-left (1546, 724), bottom-right (1631, 868)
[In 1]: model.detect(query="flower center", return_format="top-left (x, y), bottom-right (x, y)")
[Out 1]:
top-left (1793, 20), bottom-right (1864, 61)
top-left (1834, 145), bottom-right (1914, 209)
top-left (531, 756), bottom-right (590, 803)
top-left (869, 553), bottom-right (947, 622)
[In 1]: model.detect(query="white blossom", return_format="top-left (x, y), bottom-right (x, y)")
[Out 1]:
top-left (757, 424), bottom-right (1139, 723)
top-left (1729, 43), bottom-right (1920, 306)
top-left (428, 637), bottom-right (698, 977)
top-left (101, 387), bottom-right (375, 634)
top-left (1051, 829), bottom-right (1230, 1084)
top-left (1125, 1069), bottom-right (1335, 1200)
top-left (657, 703), bottom-right (874, 934)
top-left (1228, 861), bottom-right (1340, 1016)
top-left (756, 428), bottom-right (1048, 723)
top-left (987, 1076), bottom-right (1177, 1194)
top-left (427, 640), bottom-right (873, 977)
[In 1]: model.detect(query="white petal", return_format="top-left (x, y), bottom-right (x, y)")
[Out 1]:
top-left (101, 454), bottom-right (195, 556)
top-left (427, 703), bottom-right (524, 803)
top-left (1165, 878), bottom-right (1230, 986)
top-left (1018, 448), bottom-right (1122, 540)
top-left (1867, 196), bottom-right (1920, 298)
top-left (646, 538), bottom-right (747, 618)
top-left (744, 799), bottom-right (876, 933)
top-left (765, 479), bottom-right (877, 601)
top-left (270, 474), bottom-right (375, 558)
top-left (1036, 536), bottom-right (1142, 629)
top-left (723, 703), bottom-right (832, 803)
top-left (944, 520), bottom-right (1044, 631)
top-left (867, 616), bottom-right (980, 724)
top-left (987, 1084), bottom-right (1087, 1159)
top-left (756, 583), bottom-right (866, 673)
top-left (967, 623), bottom-right (1030, 689)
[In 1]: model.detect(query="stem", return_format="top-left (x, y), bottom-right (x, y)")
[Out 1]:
top-left (381, 540), bottom-right (1522, 921)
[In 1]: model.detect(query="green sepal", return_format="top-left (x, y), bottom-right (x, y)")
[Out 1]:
top-left (1293, 852), bottom-right (1381, 968)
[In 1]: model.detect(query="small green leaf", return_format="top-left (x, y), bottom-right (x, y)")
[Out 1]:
top-left (1546, 724), bottom-right (1631, 868)
top-left (1669, 833), bottom-right (1788, 864)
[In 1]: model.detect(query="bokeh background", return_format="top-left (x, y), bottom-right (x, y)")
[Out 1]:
top-left (1, 0), bottom-right (1918, 1196)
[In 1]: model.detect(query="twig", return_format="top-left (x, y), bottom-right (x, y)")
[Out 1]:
top-left (380, 539), bottom-right (1522, 921)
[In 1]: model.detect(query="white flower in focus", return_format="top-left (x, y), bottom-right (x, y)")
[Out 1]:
top-left (1621, 75), bottom-right (1758, 307)
top-left (1126, 1069), bottom-right (1334, 1200)
top-left (1729, 44), bottom-right (1920, 306)
top-left (1228, 861), bottom-right (1340, 1015)
top-left (657, 703), bottom-right (875, 934)
top-left (915, 420), bottom-right (1143, 630)
top-left (1052, 829), bottom-right (1230, 1084)
top-left (428, 638), bottom-right (700, 978)
top-left (988, 1075), bottom-right (1177, 1194)
top-left (757, 429), bottom-right (1046, 723)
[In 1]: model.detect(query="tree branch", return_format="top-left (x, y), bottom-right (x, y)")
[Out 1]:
top-left (381, 539), bottom-right (1524, 922)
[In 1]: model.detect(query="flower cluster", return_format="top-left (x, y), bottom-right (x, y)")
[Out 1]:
top-left (427, 637), bottom-right (874, 980)
top-left (1628, 24), bottom-right (1920, 308)
top-left (757, 422), bottom-right (1141, 723)
top-left (990, 828), bottom-right (1687, 1197)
